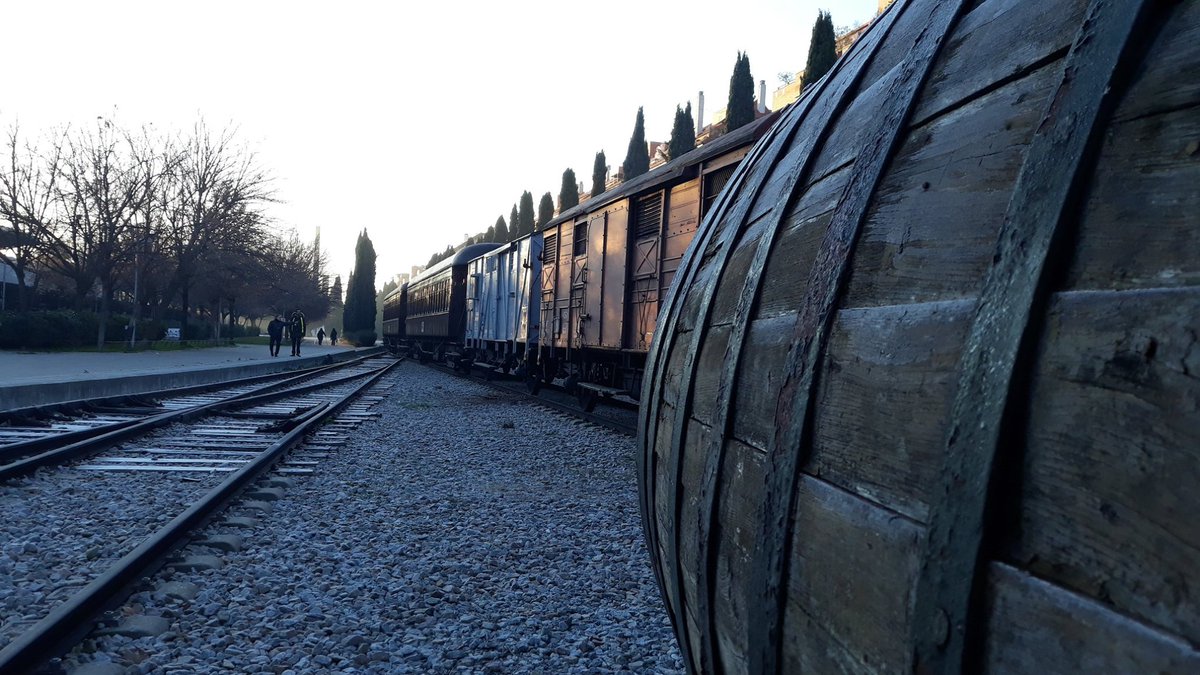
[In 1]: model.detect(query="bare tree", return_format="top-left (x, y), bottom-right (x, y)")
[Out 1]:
top-left (48, 120), bottom-right (160, 346)
top-left (159, 120), bottom-right (272, 338)
top-left (0, 124), bottom-right (64, 310)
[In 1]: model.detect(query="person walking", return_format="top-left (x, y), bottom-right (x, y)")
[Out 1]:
top-left (317, 327), bottom-right (326, 346)
top-left (267, 316), bottom-right (285, 357)
top-left (330, 328), bottom-right (338, 346)
top-left (288, 309), bottom-right (307, 356)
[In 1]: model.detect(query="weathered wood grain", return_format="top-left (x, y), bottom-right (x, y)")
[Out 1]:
top-left (1006, 287), bottom-right (1200, 644)
top-left (711, 438), bottom-right (766, 674)
top-left (779, 475), bottom-right (924, 674)
top-left (1065, 105), bottom-right (1200, 290)
top-left (982, 563), bottom-right (1200, 673)
top-left (810, 299), bottom-right (974, 523)
top-left (844, 62), bottom-right (1059, 309)
top-left (1111, 0), bottom-right (1200, 122)
top-left (912, 0), bottom-right (1086, 124)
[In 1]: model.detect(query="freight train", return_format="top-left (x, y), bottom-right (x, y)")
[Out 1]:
top-left (382, 110), bottom-right (779, 404)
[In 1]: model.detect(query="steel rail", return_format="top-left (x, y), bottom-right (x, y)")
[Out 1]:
top-left (0, 358), bottom-right (401, 674)
top-left (0, 358), bottom-right (397, 481)
top-left (423, 361), bottom-right (635, 437)
top-left (0, 353), bottom-right (383, 463)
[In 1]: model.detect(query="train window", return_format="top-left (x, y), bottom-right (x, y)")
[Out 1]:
top-left (573, 222), bottom-right (588, 257)
top-left (634, 193), bottom-right (664, 239)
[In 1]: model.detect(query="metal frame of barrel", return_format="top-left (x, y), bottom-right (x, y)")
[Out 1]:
top-left (639, 0), bottom-right (1199, 672)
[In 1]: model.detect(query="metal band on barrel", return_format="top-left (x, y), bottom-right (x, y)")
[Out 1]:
top-left (677, 3), bottom-right (909, 671)
top-left (910, 1), bottom-right (1160, 672)
top-left (746, 0), bottom-right (970, 672)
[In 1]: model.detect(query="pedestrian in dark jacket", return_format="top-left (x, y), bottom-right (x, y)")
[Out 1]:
top-left (288, 309), bottom-right (307, 356)
top-left (267, 316), bottom-right (285, 357)
top-left (317, 327), bottom-right (326, 345)
top-left (330, 328), bottom-right (338, 346)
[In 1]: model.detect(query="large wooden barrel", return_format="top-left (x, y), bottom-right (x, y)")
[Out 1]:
top-left (637, 0), bottom-right (1199, 672)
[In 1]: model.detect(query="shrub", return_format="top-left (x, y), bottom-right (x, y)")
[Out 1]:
top-left (0, 310), bottom-right (93, 349)
top-left (345, 330), bottom-right (377, 347)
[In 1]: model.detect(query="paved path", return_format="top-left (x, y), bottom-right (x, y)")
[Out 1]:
top-left (0, 342), bottom-right (357, 387)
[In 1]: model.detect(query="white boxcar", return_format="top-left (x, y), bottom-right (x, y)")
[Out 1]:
top-left (465, 232), bottom-right (542, 369)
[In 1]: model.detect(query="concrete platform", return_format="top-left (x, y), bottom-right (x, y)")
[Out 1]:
top-left (0, 342), bottom-right (384, 413)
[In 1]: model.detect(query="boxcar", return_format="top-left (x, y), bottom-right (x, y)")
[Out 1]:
top-left (536, 111), bottom-right (779, 396)
top-left (401, 242), bottom-right (501, 359)
top-left (381, 282), bottom-right (407, 351)
top-left (463, 232), bottom-right (543, 371)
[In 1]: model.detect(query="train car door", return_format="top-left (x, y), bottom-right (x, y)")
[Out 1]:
top-left (625, 192), bottom-right (665, 351)
top-left (540, 230), bottom-right (560, 348)
top-left (569, 218), bottom-right (588, 350)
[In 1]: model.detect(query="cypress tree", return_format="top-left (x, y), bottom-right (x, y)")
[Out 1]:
top-left (509, 204), bottom-right (519, 238)
top-left (804, 11), bottom-right (837, 89)
top-left (343, 270), bottom-right (356, 331)
top-left (727, 51), bottom-right (756, 132)
top-left (558, 168), bottom-right (579, 212)
top-left (621, 108), bottom-right (649, 181)
top-left (518, 191), bottom-right (535, 238)
top-left (494, 215), bottom-right (509, 242)
top-left (329, 275), bottom-right (343, 307)
top-left (591, 151), bottom-right (607, 198)
top-left (485, 225), bottom-right (496, 242)
top-left (346, 229), bottom-right (377, 335)
top-left (538, 192), bottom-right (555, 228)
top-left (668, 103), bottom-right (697, 160)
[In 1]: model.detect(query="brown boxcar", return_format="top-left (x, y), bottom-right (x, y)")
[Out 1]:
top-left (639, 0), bottom-right (1199, 673)
top-left (536, 112), bottom-right (779, 397)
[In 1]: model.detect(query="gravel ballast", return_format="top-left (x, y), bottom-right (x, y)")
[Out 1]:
top-left (58, 363), bottom-right (684, 673)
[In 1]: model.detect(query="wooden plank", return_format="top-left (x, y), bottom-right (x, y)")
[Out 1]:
top-left (753, 167), bottom-right (848, 321)
top-left (1112, 0), bottom-right (1200, 122)
top-left (810, 299), bottom-right (974, 523)
top-left (844, 62), bottom-right (1060, 309)
top-left (1006, 287), bottom-right (1200, 644)
top-left (1065, 105), bottom-right (1200, 291)
top-left (982, 563), bottom-right (1200, 673)
top-left (779, 475), bottom-right (924, 674)
top-left (711, 438), bottom-right (766, 674)
top-left (912, 0), bottom-right (1087, 124)
top-left (807, 65), bottom-right (901, 183)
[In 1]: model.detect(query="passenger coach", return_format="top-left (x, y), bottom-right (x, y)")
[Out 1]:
top-left (382, 242), bottom-right (501, 359)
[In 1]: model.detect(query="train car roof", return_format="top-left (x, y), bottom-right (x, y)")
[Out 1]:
top-left (408, 242), bottom-right (503, 287)
top-left (383, 283), bottom-right (406, 302)
top-left (542, 110), bottom-right (782, 230)
top-left (472, 232), bottom-right (538, 262)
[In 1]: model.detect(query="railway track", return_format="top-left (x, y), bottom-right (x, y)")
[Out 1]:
top-left (0, 356), bottom-right (402, 673)
top-left (0, 353), bottom-right (384, 474)
top-left (421, 361), bottom-right (638, 436)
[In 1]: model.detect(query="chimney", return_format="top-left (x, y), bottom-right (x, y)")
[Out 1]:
top-left (696, 91), bottom-right (705, 136)
top-left (759, 80), bottom-right (767, 113)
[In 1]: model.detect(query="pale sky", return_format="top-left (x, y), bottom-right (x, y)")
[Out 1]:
top-left (2, 0), bottom-right (882, 289)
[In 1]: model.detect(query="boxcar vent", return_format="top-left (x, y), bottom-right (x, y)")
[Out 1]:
top-left (543, 233), bottom-right (558, 264)
top-left (701, 165), bottom-right (735, 218)
top-left (635, 193), bottom-right (664, 239)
